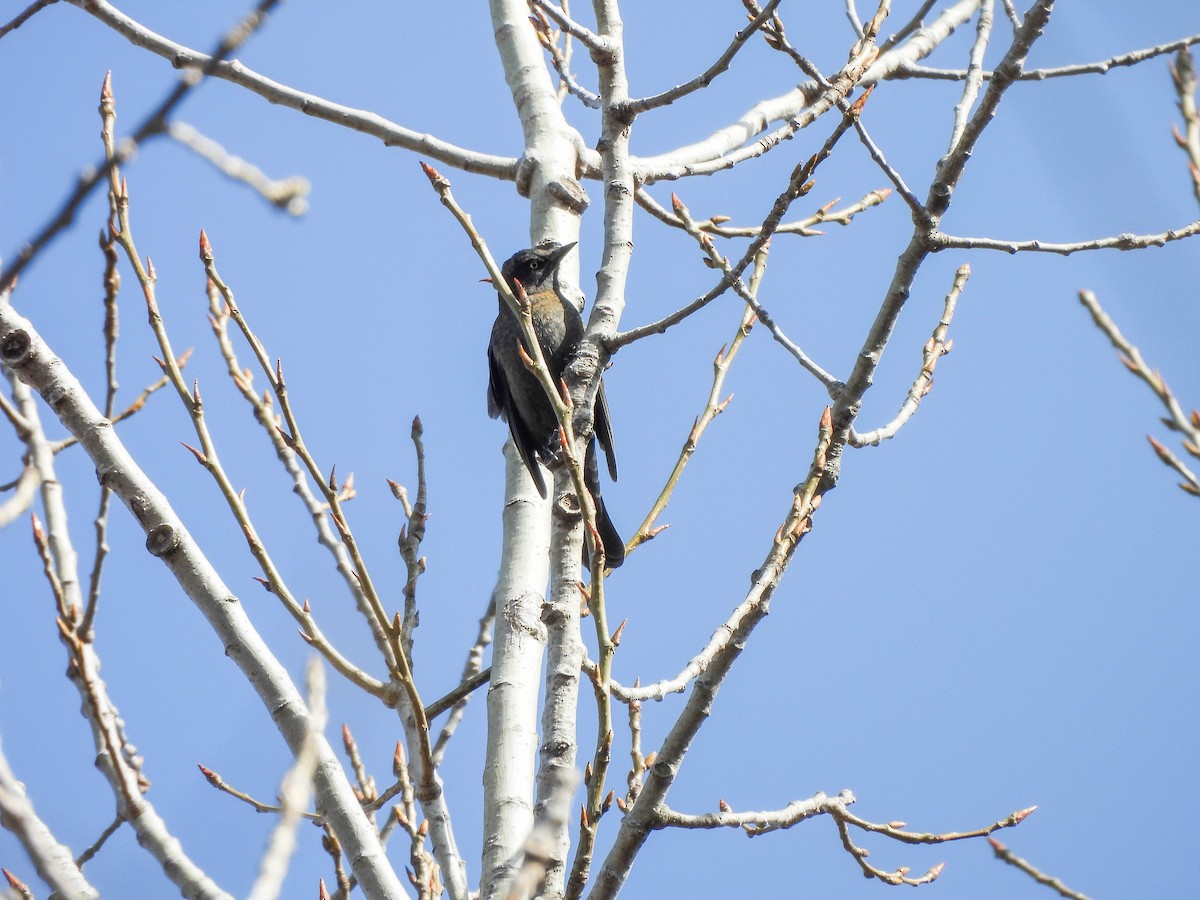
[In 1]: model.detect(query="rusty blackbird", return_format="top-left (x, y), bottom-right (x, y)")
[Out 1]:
top-left (487, 242), bottom-right (624, 568)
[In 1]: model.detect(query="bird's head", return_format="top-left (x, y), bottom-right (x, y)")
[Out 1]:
top-left (499, 242), bottom-right (576, 294)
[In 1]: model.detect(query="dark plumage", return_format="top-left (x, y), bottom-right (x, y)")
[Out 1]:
top-left (487, 243), bottom-right (624, 568)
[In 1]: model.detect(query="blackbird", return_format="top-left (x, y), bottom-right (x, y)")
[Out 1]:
top-left (487, 243), bottom-right (624, 568)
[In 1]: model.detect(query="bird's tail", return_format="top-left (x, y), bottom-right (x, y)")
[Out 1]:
top-left (584, 440), bottom-right (625, 569)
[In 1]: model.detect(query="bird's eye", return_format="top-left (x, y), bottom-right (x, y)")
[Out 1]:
top-left (529, 260), bottom-right (541, 270)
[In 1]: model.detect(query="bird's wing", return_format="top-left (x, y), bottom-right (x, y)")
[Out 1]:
top-left (594, 379), bottom-right (618, 482)
top-left (488, 342), bottom-right (549, 498)
top-left (486, 344), bottom-right (504, 420)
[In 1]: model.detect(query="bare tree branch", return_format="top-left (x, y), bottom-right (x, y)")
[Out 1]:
top-left (932, 220), bottom-right (1200, 254)
top-left (529, 1), bottom-right (602, 50)
top-left (167, 121), bottom-right (310, 214)
top-left (894, 32), bottom-right (1200, 81)
top-left (947, 0), bottom-right (994, 152)
top-left (1171, 48), bottom-right (1200, 206)
top-left (246, 660), bottom-right (327, 900)
top-left (833, 0), bottom-right (1058, 472)
top-left (590, 408), bottom-right (835, 900)
top-left (66, 0), bottom-right (517, 175)
top-left (627, 0), bottom-right (783, 113)
top-left (989, 837), bottom-right (1093, 899)
top-left (1078, 290), bottom-right (1200, 495)
top-left (635, 185), bottom-right (890, 238)
top-left (0, 0), bottom-right (59, 40)
top-left (11, 371), bottom-right (231, 899)
top-left (0, 305), bottom-right (410, 898)
top-left (851, 264), bottom-right (970, 446)
top-left (0, 739), bottom-right (100, 900)
top-left (1, 0), bottom-right (284, 293)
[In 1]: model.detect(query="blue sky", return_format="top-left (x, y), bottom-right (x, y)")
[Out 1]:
top-left (2, 2), bottom-right (1199, 897)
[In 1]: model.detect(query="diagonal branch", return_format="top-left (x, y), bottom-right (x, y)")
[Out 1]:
top-left (529, 0), bottom-right (602, 49)
top-left (627, 0), bottom-right (783, 113)
top-left (0, 739), bottom-right (101, 900)
top-left (589, 408), bottom-right (836, 900)
top-left (626, 245), bottom-right (769, 553)
top-left (633, 0), bottom-right (980, 182)
top-left (0, 0), bottom-right (59, 40)
top-left (946, 0), bottom-right (993, 152)
top-left (666, 191), bottom-right (838, 386)
top-left (617, 84), bottom-right (873, 354)
top-left (0, 311), bottom-right (409, 900)
top-left (988, 838), bottom-right (1094, 899)
top-left (1, 0), bottom-right (283, 293)
top-left (833, 0), bottom-right (1059, 466)
top-left (1078, 290), bottom-right (1200, 495)
top-left (66, 0), bottom-right (516, 174)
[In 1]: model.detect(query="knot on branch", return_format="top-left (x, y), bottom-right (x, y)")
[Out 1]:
top-left (145, 523), bottom-right (180, 557)
top-left (0, 328), bottom-right (32, 367)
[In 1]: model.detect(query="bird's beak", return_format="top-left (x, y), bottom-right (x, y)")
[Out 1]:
top-left (480, 277), bottom-right (493, 284)
top-left (546, 241), bottom-right (577, 269)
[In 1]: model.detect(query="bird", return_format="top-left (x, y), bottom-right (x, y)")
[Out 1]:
top-left (487, 242), bottom-right (625, 569)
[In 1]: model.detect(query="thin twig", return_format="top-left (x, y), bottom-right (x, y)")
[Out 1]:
top-left (529, 0), bottom-right (602, 49)
top-left (1078, 290), bottom-right (1200, 495)
top-left (664, 191), bottom-right (839, 387)
top-left (999, 0), bottom-right (1022, 29)
top-left (591, 408), bottom-right (836, 898)
top-left (635, 186), bottom-right (891, 238)
top-left (530, 6), bottom-right (601, 109)
top-left (850, 265), bottom-right (970, 446)
top-left (74, 815), bottom-right (124, 868)
top-left (931, 220), bottom-right (1200, 254)
top-left (988, 837), bottom-right (1093, 900)
top-left (1170, 48), bottom-right (1200, 207)
top-left (851, 115), bottom-right (925, 214)
top-left (627, 244), bottom-right (770, 552)
top-left (628, 0), bottom-right (783, 113)
top-left (168, 121), bottom-right (310, 215)
top-left (68, 0), bottom-right (517, 178)
top-left (428, 595), bottom-right (494, 765)
top-left (81, 222), bottom-right (123, 640)
top-left (878, 0), bottom-right (939, 53)
top-left (947, 0), bottom-right (993, 152)
top-left (617, 85), bottom-right (874, 351)
top-left (426, 667), bottom-right (493, 722)
top-left (0, 0), bottom-right (59, 40)
top-left (658, 789), bottom-right (1033, 889)
top-left (398, 417), bottom-right (428, 660)
top-left (197, 765), bottom-right (322, 822)
top-left (894, 32), bottom-right (1200, 82)
top-left (50, 370), bottom-right (179, 455)
top-left (202, 276), bottom-right (392, 685)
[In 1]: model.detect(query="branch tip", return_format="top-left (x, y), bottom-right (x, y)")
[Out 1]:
top-left (419, 160), bottom-right (448, 189)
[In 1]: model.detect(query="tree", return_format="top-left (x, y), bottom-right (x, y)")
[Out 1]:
top-left (1, 2), bottom-right (1197, 898)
